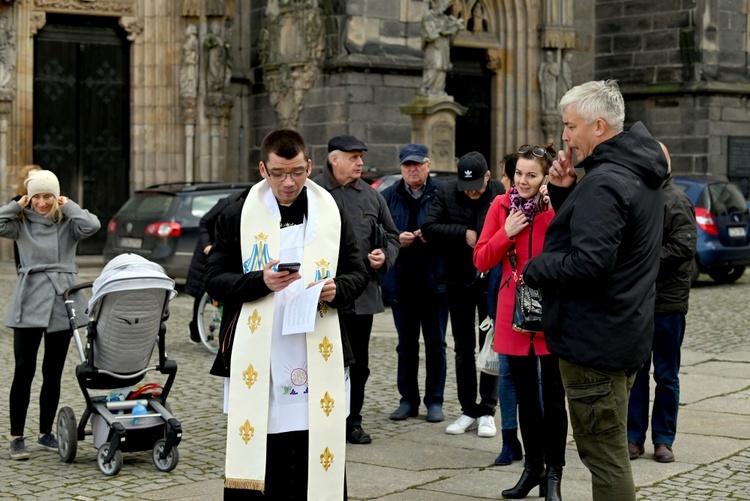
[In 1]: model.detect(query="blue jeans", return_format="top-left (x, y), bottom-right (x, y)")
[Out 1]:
top-left (392, 293), bottom-right (449, 407)
top-left (627, 312), bottom-right (686, 446)
top-left (497, 354), bottom-right (518, 430)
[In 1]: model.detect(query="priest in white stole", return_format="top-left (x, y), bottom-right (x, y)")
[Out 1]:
top-left (205, 129), bottom-right (368, 500)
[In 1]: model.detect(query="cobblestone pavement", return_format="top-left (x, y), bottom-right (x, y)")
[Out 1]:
top-left (0, 258), bottom-right (747, 500)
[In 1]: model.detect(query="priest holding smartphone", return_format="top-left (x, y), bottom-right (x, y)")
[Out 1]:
top-left (205, 129), bottom-right (368, 500)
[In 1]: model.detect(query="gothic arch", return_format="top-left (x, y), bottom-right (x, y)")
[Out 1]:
top-left (453, 0), bottom-right (544, 170)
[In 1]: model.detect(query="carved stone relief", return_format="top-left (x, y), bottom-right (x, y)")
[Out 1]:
top-left (182, 0), bottom-right (200, 17)
top-left (539, 49), bottom-right (575, 145)
top-left (118, 16), bottom-right (143, 41)
top-left (260, 0), bottom-right (325, 129)
top-left (0, 11), bottom-right (17, 96)
top-left (34, 0), bottom-right (134, 15)
top-left (203, 18), bottom-right (233, 117)
top-left (29, 11), bottom-right (47, 37)
top-left (449, 0), bottom-right (499, 47)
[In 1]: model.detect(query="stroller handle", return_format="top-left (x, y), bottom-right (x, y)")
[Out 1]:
top-left (64, 281), bottom-right (94, 301)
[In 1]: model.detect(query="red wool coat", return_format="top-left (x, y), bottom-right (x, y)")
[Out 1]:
top-left (473, 193), bottom-right (555, 356)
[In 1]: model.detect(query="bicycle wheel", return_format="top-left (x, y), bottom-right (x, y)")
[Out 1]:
top-left (197, 292), bottom-right (221, 354)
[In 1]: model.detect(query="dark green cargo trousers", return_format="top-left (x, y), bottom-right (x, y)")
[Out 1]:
top-left (559, 358), bottom-right (638, 501)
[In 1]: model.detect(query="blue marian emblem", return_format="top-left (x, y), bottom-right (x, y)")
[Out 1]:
top-left (244, 232), bottom-right (272, 273)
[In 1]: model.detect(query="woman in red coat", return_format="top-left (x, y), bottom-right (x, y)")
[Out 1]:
top-left (474, 145), bottom-right (568, 501)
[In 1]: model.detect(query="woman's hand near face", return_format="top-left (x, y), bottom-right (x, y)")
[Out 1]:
top-left (58, 196), bottom-right (68, 206)
top-left (17, 195), bottom-right (28, 209)
top-left (504, 209), bottom-right (529, 238)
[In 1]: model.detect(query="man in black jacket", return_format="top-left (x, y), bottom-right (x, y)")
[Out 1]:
top-left (523, 80), bottom-right (668, 501)
top-left (422, 151), bottom-right (503, 438)
top-left (205, 129), bottom-right (368, 499)
top-left (627, 146), bottom-right (696, 464)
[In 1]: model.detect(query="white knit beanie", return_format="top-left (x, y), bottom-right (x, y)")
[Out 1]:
top-left (25, 170), bottom-right (60, 199)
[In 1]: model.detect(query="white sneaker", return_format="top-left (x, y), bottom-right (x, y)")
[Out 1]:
top-left (477, 415), bottom-right (497, 438)
top-left (445, 414), bottom-right (478, 435)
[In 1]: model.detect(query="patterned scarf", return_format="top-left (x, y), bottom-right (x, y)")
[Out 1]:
top-left (508, 186), bottom-right (540, 222)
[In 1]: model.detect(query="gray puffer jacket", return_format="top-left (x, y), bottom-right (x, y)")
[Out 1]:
top-left (0, 200), bottom-right (101, 332)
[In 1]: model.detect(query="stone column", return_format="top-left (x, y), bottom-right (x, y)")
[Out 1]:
top-left (400, 98), bottom-right (467, 172)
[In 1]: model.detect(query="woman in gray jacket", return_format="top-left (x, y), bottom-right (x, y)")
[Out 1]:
top-left (0, 170), bottom-right (100, 460)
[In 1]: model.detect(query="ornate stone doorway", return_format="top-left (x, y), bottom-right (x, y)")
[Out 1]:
top-left (33, 15), bottom-right (129, 254)
top-left (447, 46), bottom-right (493, 164)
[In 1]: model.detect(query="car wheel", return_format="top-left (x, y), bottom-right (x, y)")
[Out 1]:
top-left (707, 266), bottom-right (746, 284)
top-left (690, 257), bottom-right (701, 286)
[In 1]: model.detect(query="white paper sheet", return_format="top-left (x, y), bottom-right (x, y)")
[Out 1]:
top-left (281, 280), bottom-right (326, 335)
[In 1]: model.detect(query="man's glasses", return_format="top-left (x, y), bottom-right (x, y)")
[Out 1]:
top-left (266, 169), bottom-right (307, 181)
top-left (518, 144), bottom-right (552, 160)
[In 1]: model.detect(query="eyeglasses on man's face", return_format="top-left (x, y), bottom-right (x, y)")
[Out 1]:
top-left (266, 168), bottom-right (308, 182)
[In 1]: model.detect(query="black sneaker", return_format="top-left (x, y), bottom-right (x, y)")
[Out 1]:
top-left (37, 433), bottom-right (58, 451)
top-left (10, 437), bottom-right (30, 460)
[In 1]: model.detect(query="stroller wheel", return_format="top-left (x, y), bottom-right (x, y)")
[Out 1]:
top-left (56, 406), bottom-right (78, 463)
top-left (152, 438), bottom-right (179, 472)
top-left (97, 445), bottom-right (123, 476)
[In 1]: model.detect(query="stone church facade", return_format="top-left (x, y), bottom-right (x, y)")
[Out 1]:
top-left (0, 0), bottom-right (748, 256)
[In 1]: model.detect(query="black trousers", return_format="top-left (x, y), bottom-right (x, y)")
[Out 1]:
top-left (223, 431), bottom-right (348, 500)
top-left (10, 328), bottom-right (71, 436)
top-left (507, 351), bottom-right (568, 467)
top-left (341, 314), bottom-right (373, 428)
top-left (446, 283), bottom-right (497, 418)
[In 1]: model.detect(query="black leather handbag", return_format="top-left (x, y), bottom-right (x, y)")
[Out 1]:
top-left (512, 282), bottom-right (543, 333)
top-left (507, 247), bottom-right (543, 333)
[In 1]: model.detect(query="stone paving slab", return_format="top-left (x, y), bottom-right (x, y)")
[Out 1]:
top-left (0, 260), bottom-right (749, 500)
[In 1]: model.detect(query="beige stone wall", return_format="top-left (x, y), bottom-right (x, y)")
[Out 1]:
top-left (130, 0), bottom-right (185, 191)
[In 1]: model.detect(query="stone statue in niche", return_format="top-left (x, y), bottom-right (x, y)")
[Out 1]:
top-left (559, 50), bottom-right (573, 97)
top-left (468, 2), bottom-right (488, 34)
top-left (419, 0), bottom-right (463, 98)
top-left (180, 24), bottom-right (199, 98)
top-left (538, 50), bottom-right (560, 113)
top-left (204, 19), bottom-right (231, 94)
top-left (0, 13), bottom-right (17, 91)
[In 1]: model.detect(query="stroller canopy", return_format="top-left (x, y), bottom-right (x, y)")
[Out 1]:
top-left (88, 253), bottom-right (176, 320)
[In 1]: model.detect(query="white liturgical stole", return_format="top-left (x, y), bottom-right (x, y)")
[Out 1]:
top-left (224, 180), bottom-right (346, 501)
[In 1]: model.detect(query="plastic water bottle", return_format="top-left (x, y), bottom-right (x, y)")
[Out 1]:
top-left (131, 402), bottom-right (148, 425)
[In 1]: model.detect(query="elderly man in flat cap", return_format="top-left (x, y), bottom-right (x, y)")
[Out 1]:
top-left (313, 135), bottom-right (400, 445)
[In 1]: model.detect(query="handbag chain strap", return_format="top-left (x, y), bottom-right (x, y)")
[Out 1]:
top-left (507, 245), bottom-right (520, 282)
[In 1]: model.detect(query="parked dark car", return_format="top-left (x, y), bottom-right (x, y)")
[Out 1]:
top-left (672, 175), bottom-right (750, 284)
top-left (103, 182), bottom-right (254, 281)
top-left (370, 171), bottom-right (457, 192)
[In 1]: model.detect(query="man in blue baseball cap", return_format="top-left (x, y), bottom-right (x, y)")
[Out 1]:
top-left (380, 144), bottom-right (449, 423)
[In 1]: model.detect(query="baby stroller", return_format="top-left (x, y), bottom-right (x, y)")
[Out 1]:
top-left (57, 253), bottom-right (182, 476)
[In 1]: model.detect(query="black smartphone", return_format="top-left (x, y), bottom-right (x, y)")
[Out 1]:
top-left (277, 262), bottom-right (300, 273)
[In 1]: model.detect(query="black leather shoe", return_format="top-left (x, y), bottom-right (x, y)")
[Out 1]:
top-left (426, 405), bottom-right (444, 423)
top-left (347, 426), bottom-right (372, 444)
top-left (390, 403), bottom-right (418, 421)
